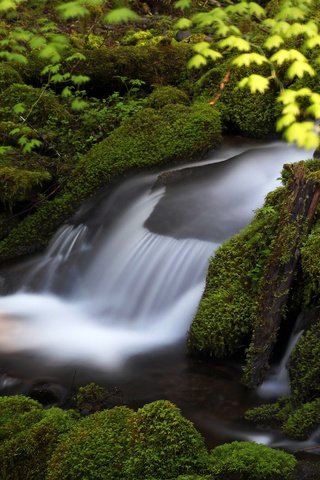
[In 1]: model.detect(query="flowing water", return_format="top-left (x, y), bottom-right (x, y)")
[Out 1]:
top-left (0, 137), bottom-right (317, 450)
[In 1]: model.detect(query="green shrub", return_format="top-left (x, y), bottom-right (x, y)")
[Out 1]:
top-left (301, 223), bottom-right (320, 305)
top-left (0, 408), bottom-right (78, 480)
top-left (125, 400), bottom-right (209, 479)
top-left (209, 441), bottom-right (297, 480)
top-left (283, 399), bottom-right (320, 440)
top-left (0, 102), bottom-right (221, 260)
top-left (188, 190), bottom-right (282, 357)
top-left (146, 86), bottom-right (190, 109)
top-left (289, 319), bottom-right (320, 403)
top-left (74, 382), bottom-right (121, 413)
top-left (0, 396), bottom-right (44, 442)
top-left (0, 63), bottom-right (23, 92)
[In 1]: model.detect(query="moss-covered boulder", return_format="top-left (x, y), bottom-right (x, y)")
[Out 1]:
top-left (188, 189), bottom-right (283, 358)
top-left (289, 318), bottom-right (320, 403)
top-left (47, 400), bottom-right (208, 480)
top-left (0, 408), bottom-right (78, 480)
top-left (282, 398), bottom-right (320, 440)
top-left (0, 102), bottom-right (221, 260)
top-left (208, 441), bottom-right (297, 480)
top-left (244, 398), bottom-right (293, 430)
top-left (0, 396), bottom-right (44, 442)
top-left (146, 85), bottom-right (190, 109)
top-left (0, 63), bottom-right (23, 92)
top-left (194, 63), bottom-right (279, 137)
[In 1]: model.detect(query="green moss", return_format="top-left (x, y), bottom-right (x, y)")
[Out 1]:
top-left (125, 400), bottom-right (208, 479)
top-left (47, 401), bottom-right (208, 480)
top-left (188, 191), bottom-right (282, 358)
top-left (146, 85), bottom-right (190, 109)
top-left (208, 441), bottom-right (297, 480)
top-left (245, 398), bottom-right (293, 429)
top-left (74, 382), bottom-right (118, 413)
top-left (47, 406), bottom-right (134, 480)
top-left (0, 166), bottom-right (51, 209)
top-left (0, 102), bottom-right (221, 260)
top-left (289, 318), bottom-right (320, 403)
top-left (283, 399), bottom-right (320, 440)
top-left (0, 396), bottom-right (44, 442)
top-left (0, 408), bottom-right (78, 480)
top-left (0, 63), bottom-right (23, 92)
top-left (301, 223), bottom-right (320, 305)
top-left (194, 63), bottom-right (279, 137)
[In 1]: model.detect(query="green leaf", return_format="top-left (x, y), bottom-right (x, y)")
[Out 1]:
top-left (219, 36), bottom-right (251, 52)
top-left (264, 35), bottom-right (284, 50)
top-left (248, 2), bottom-right (265, 18)
top-left (232, 52), bottom-right (268, 67)
top-left (276, 113), bottom-right (296, 130)
top-left (0, 0), bottom-right (16, 11)
top-left (104, 8), bottom-right (139, 24)
top-left (175, 0), bottom-right (191, 10)
top-left (238, 74), bottom-right (270, 93)
top-left (21, 138), bottom-right (42, 154)
top-left (305, 35), bottom-right (320, 49)
top-left (13, 103), bottom-right (26, 115)
top-left (287, 61), bottom-right (315, 79)
top-left (71, 98), bottom-right (88, 111)
top-left (66, 52), bottom-right (86, 62)
top-left (284, 121), bottom-right (319, 149)
top-left (307, 104), bottom-right (320, 119)
top-left (187, 54), bottom-right (207, 69)
top-left (61, 86), bottom-right (73, 98)
top-left (71, 74), bottom-right (90, 85)
top-left (175, 18), bottom-right (192, 30)
top-left (29, 36), bottom-right (47, 49)
top-left (270, 49), bottom-right (292, 66)
top-left (0, 146), bottom-right (12, 155)
top-left (276, 6), bottom-right (306, 21)
top-left (57, 2), bottom-right (89, 20)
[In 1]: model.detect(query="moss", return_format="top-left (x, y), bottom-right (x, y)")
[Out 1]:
top-left (0, 84), bottom-right (70, 128)
top-left (194, 63), bottom-right (279, 137)
top-left (0, 63), bottom-right (23, 92)
top-left (188, 191), bottom-right (283, 358)
top-left (47, 401), bottom-right (208, 480)
top-left (208, 441), bottom-right (297, 480)
top-left (74, 383), bottom-right (121, 413)
top-left (46, 406), bottom-right (136, 480)
top-left (0, 396), bottom-right (44, 442)
top-left (0, 166), bottom-right (51, 209)
top-left (282, 399), bottom-right (320, 440)
top-left (146, 85), bottom-right (190, 109)
top-left (0, 102), bottom-right (221, 260)
top-left (289, 318), bottom-right (320, 403)
top-left (244, 398), bottom-right (293, 429)
top-left (301, 223), bottom-right (320, 305)
top-left (125, 400), bottom-right (208, 479)
top-left (0, 408), bottom-right (78, 480)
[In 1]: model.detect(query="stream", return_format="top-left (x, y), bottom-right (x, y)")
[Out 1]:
top-left (0, 137), bottom-right (318, 451)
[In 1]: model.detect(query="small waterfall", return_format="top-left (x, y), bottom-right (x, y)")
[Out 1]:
top-left (258, 314), bottom-right (305, 399)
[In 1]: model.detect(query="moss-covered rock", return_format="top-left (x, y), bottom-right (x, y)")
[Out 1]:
top-left (0, 408), bottom-right (78, 480)
top-left (289, 318), bottom-right (320, 403)
top-left (282, 398), bottom-right (320, 440)
top-left (0, 63), bottom-right (23, 92)
top-left (208, 441), bottom-right (297, 480)
top-left (194, 63), bottom-right (279, 137)
top-left (0, 166), bottom-right (51, 209)
top-left (47, 401), bottom-right (208, 480)
top-left (301, 223), bottom-right (320, 305)
top-left (0, 102), bottom-right (221, 260)
top-left (188, 189), bottom-right (283, 358)
top-left (0, 396), bottom-right (44, 442)
top-left (245, 398), bottom-right (293, 429)
top-left (125, 400), bottom-right (208, 479)
top-left (146, 85), bottom-right (190, 108)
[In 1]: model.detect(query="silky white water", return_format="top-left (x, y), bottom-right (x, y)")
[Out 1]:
top-left (0, 139), bottom-right (313, 372)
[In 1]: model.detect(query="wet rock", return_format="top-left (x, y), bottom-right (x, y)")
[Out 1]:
top-left (296, 461), bottom-right (320, 480)
top-left (175, 30), bottom-right (191, 42)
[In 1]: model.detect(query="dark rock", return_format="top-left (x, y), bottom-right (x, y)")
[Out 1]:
top-left (175, 30), bottom-right (191, 42)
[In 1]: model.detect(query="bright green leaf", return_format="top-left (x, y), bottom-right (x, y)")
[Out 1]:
top-left (104, 7), bottom-right (139, 24)
top-left (287, 61), bottom-right (315, 79)
top-left (187, 54), bottom-right (207, 69)
top-left (57, 2), bottom-right (89, 20)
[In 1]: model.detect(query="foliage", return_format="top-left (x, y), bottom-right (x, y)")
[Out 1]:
top-left (282, 398), bottom-right (320, 439)
top-left (74, 382), bottom-right (122, 413)
top-left (301, 222), bottom-right (320, 305)
top-left (208, 441), bottom-right (297, 480)
top-left (0, 408), bottom-right (78, 480)
top-left (174, 0), bottom-right (320, 149)
top-left (188, 188), bottom-right (282, 357)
